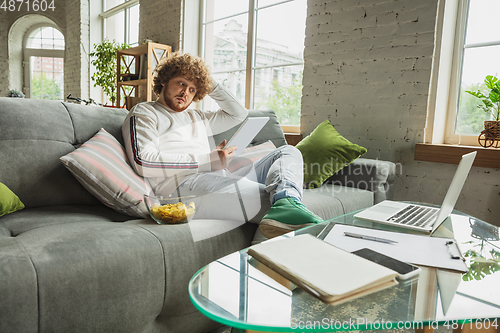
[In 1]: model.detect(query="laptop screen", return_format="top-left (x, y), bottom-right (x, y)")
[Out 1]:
top-left (432, 151), bottom-right (476, 232)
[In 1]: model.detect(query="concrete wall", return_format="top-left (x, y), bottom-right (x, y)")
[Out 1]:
top-left (0, 0), bottom-right (90, 99)
top-left (302, 0), bottom-right (499, 225)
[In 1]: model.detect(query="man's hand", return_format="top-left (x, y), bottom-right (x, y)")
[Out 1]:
top-left (210, 139), bottom-right (237, 170)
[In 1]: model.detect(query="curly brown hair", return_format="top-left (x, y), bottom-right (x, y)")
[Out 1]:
top-left (153, 52), bottom-right (212, 102)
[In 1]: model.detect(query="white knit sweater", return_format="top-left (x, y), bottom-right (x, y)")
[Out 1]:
top-left (122, 82), bottom-right (248, 196)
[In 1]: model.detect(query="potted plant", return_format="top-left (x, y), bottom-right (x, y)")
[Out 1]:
top-left (90, 38), bottom-right (129, 106)
top-left (465, 75), bottom-right (500, 148)
top-left (7, 89), bottom-right (25, 98)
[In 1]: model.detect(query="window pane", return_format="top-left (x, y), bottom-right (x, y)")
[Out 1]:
top-left (465, 0), bottom-right (500, 45)
top-left (105, 11), bottom-right (125, 44)
top-left (456, 46), bottom-right (500, 135)
top-left (202, 0), bottom-right (306, 125)
top-left (27, 27), bottom-right (65, 50)
top-left (129, 4), bottom-right (139, 45)
top-left (205, 0), bottom-right (248, 23)
top-left (53, 29), bottom-right (65, 50)
top-left (30, 56), bottom-right (64, 100)
top-left (105, 0), bottom-right (125, 11)
top-left (204, 14), bottom-right (249, 73)
top-left (255, 0), bottom-right (306, 64)
top-left (205, 71), bottom-right (246, 110)
top-left (253, 64), bottom-right (303, 125)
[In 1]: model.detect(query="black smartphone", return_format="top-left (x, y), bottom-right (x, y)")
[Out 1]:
top-left (352, 248), bottom-right (421, 280)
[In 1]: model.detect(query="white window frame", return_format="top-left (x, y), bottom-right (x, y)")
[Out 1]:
top-left (100, 0), bottom-right (140, 46)
top-left (23, 24), bottom-right (65, 100)
top-left (92, 0), bottom-right (139, 103)
top-left (200, 0), bottom-right (304, 132)
top-left (444, 0), bottom-right (477, 146)
top-left (428, 0), bottom-right (493, 147)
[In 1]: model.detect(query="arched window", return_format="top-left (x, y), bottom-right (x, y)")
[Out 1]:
top-left (24, 26), bottom-right (65, 100)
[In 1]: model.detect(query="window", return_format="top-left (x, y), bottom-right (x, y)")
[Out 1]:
top-left (435, 0), bottom-right (500, 146)
top-left (97, 0), bottom-right (140, 105)
top-left (202, 0), bottom-right (306, 127)
top-left (24, 26), bottom-right (65, 100)
top-left (101, 0), bottom-right (139, 46)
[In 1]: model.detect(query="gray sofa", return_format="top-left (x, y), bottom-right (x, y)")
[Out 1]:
top-left (0, 97), bottom-right (395, 333)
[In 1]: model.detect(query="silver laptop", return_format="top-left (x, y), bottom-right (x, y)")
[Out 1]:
top-left (354, 151), bottom-right (477, 234)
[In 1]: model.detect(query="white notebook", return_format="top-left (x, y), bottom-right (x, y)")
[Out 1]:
top-left (247, 234), bottom-right (398, 305)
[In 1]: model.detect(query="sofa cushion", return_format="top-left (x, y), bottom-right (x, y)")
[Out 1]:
top-left (212, 109), bottom-right (287, 148)
top-left (296, 120), bottom-right (367, 189)
top-left (0, 205), bottom-right (135, 237)
top-left (0, 237), bottom-right (38, 332)
top-left (0, 98), bottom-right (129, 208)
top-left (60, 128), bottom-right (151, 218)
top-left (62, 102), bottom-right (129, 147)
top-left (302, 184), bottom-right (373, 220)
top-left (11, 221), bottom-right (166, 333)
top-left (125, 218), bottom-right (257, 318)
top-left (0, 182), bottom-right (25, 217)
top-left (326, 158), bottom-right (396, 204)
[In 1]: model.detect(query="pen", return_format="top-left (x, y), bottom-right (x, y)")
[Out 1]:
top-left (344, 232), bottom-right (398, 244)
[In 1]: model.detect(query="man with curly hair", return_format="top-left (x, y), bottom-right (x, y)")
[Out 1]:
top-left (122, 52), bottom-right (322, 241)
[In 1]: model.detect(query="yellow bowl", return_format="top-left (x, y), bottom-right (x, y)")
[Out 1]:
top-left (144, 194), bottom-right (197, 224)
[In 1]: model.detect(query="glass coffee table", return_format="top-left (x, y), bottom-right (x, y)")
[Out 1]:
top-left (189, 204), bottom-right (500, 332)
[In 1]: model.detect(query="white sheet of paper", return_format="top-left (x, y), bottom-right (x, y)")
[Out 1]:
top-left (224, 117), bottom-right (269, 156)
top-left (323, 224), bottom-right (467, 273)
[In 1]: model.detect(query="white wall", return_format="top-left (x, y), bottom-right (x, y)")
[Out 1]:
top-left (302, 0), bottom-right (500, 225)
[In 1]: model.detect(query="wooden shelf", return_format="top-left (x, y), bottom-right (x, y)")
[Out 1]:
top-left (117, 79), bottom-right (148, 86)
top-left (414, 143), bottom-right (500, 169)
top-left (116, 42), bottom-right (167, 56)
top-left (116, 42), bottom-right (171, 109)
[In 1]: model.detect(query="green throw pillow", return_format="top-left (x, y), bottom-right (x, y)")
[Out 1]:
top-left (296, 120), bottom-right (367, 189)
top-left (0, 182), bottom-right (25, 217)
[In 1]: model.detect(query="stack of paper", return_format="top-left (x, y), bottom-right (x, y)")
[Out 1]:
top-left (247, 234), bottom-right (399, 305)
top-left (323, 225), bottom-right (468, 273)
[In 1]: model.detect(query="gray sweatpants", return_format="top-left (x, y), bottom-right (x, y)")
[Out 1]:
top-left (173, 145), bottom-right (304, 223)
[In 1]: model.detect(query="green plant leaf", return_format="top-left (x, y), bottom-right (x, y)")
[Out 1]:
top-left (485, 75), bottom-right (498, 89)
top-left (465, 90), bottom-right (486, 99)
top-left (465, 75), bottom-right (500, 121)
top-left (90, 38), bottom-right (130, 105)
top-left (489, 90), bottom-right (500, 104)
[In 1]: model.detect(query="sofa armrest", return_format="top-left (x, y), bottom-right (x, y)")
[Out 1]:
top-left (324, 158), bottom-right (396, 204)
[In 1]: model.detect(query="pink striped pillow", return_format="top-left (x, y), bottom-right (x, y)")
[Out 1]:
top-left (60, 128), bottom-right (151, 218)
top-left (227, 140), bottom-right (276, 173)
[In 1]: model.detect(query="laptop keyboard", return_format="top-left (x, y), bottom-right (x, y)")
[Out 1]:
top-left (387, 205), bottom-right (439, 227)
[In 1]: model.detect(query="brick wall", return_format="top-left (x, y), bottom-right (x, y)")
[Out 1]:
top-left (302, 0), bottom-right (500, 225)
top-left (65, 0), bottom-right (90, 100)
top-left (139, 0), bottom-right (183, 51)
top-left (0, 15), bottom-right (9, 97)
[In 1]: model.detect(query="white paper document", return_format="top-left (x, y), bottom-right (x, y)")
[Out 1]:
top-left (224, 117), bottom-right (269, 156)
top-left (324, 225), bottom-right (468, 273)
